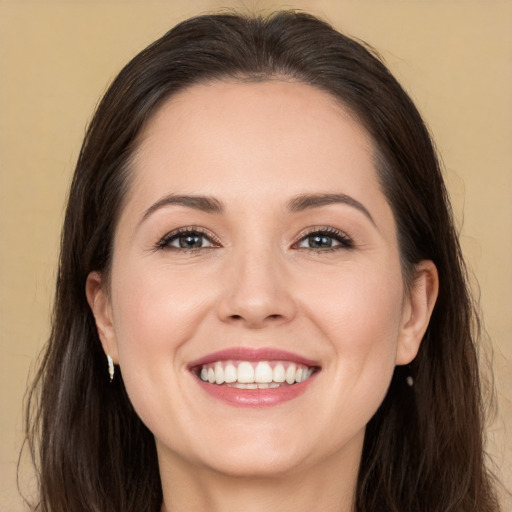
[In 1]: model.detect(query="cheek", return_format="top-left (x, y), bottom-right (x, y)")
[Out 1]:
top-left (107, 263), bottom-right (215, 436)
top-left (299, 262), bottom-right (404, 392)
top-left (311, 272), bottom-right (404, 434)
top-left (110, 261), bottom-right (215, 363)
top-left (302, 261), bottom-right (404, 342)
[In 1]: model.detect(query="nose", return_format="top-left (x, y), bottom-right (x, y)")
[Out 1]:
top-left (216, 248), bottom-right (297, 329)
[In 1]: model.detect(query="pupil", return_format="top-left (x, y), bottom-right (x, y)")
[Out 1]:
top-left (310, 235), bottom-right (332, 248)
top-left (179, 233), bottom-right (202, 248)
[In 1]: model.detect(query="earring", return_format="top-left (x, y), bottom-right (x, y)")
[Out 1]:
top-left (404, 363), bottom-right (414, 387)
top-left (107, 354), bottom-right (115, 382)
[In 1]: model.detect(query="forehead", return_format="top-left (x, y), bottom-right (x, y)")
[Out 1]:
top-left (129, 80), bottom-right (380, 203)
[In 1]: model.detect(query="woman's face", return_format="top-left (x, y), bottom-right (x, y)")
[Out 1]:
top-left (88, 80), bottom-right (434, 479)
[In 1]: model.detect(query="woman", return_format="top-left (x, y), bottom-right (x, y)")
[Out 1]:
top-left (24, 11), bottom-right (501, 512)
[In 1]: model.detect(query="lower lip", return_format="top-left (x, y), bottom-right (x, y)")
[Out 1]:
top-left (195, 375), bottom-right (316, 407)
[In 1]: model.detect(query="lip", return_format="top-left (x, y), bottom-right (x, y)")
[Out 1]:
top-left (194, 376), bottom-right (317, 407)
top-left (187, 347), bottom-right (320, 369)
top-left (188, 347), bottom-right (320, 408)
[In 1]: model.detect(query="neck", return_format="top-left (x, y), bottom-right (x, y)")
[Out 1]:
top-left (158, 437), bottom-right (362, 512)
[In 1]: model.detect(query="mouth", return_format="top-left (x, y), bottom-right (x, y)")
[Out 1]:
top-left (194, 360), bottom-right (317, 389)
top-left (188, 348), bottom-right (320, 406)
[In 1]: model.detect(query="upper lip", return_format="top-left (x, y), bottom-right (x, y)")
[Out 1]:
top-left (187, 347), bottom-right (320, 369)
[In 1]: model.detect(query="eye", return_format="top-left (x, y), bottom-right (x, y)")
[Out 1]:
top-left (156, 228), bottom-right (219, 251)
top-left (295, 228), bottom-right (354, 250)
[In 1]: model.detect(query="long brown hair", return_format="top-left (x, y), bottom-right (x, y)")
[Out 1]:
top-left (24, 11), bottom-right (501, 511)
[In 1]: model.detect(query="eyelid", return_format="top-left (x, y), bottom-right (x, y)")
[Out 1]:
top-left (293, 226), bottom-right (354, 250)
top-left (155, 226), bottom-right (221, 251)
top-left (153, 225), bottom-right (354, 252)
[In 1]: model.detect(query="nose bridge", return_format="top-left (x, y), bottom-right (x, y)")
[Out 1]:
top-left (216, 236), bottom-right (295, 327)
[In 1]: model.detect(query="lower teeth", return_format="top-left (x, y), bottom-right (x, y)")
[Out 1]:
top-left (225, 382), bottom-right (284, 389)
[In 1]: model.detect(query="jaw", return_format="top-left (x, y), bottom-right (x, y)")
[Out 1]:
top-left (156, 418), bottom-right (364, 512)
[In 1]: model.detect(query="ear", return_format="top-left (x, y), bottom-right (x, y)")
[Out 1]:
top-left (86, 271), bottom-right (119, 362)
top-left (395, 260), bottom-right (439, 365)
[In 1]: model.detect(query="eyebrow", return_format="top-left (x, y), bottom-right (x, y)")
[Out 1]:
top-left (140, 192), bottom-right (375, 226)
top-left (287, 193), bottom-right (376, 226)
top-left (140, 194), bottom-right (225, 223)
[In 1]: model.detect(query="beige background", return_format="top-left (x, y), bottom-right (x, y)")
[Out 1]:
top-left (1, 1), bottom-right (510, 510)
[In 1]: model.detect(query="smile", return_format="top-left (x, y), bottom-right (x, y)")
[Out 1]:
top-left (198, 360), bottom-right (315, 388)
top-left (189, 348), bottom-right (320, 407)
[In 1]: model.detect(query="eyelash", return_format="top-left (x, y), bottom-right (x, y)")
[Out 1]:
top-left (155, 226), bottom-right (354, 252)
top-left (155, 227), bottom-right (220, 252)
top-left (294, 227), bottom-right (354, 251)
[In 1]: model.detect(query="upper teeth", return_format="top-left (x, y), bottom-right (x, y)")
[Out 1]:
top-left (198, 361), bottom-right (314, 386)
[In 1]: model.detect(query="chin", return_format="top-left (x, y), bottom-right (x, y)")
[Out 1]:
top-left (204, 447), bottom-right (309, 479)
top-left (182, 425), bottom-right (314, 478)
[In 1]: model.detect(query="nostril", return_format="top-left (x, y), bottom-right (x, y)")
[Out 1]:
top-left (227, 312), bottom-right (284, 325)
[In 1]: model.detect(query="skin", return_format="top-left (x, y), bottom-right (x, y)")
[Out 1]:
top-left (87, 80), bottom-right (438, 512)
